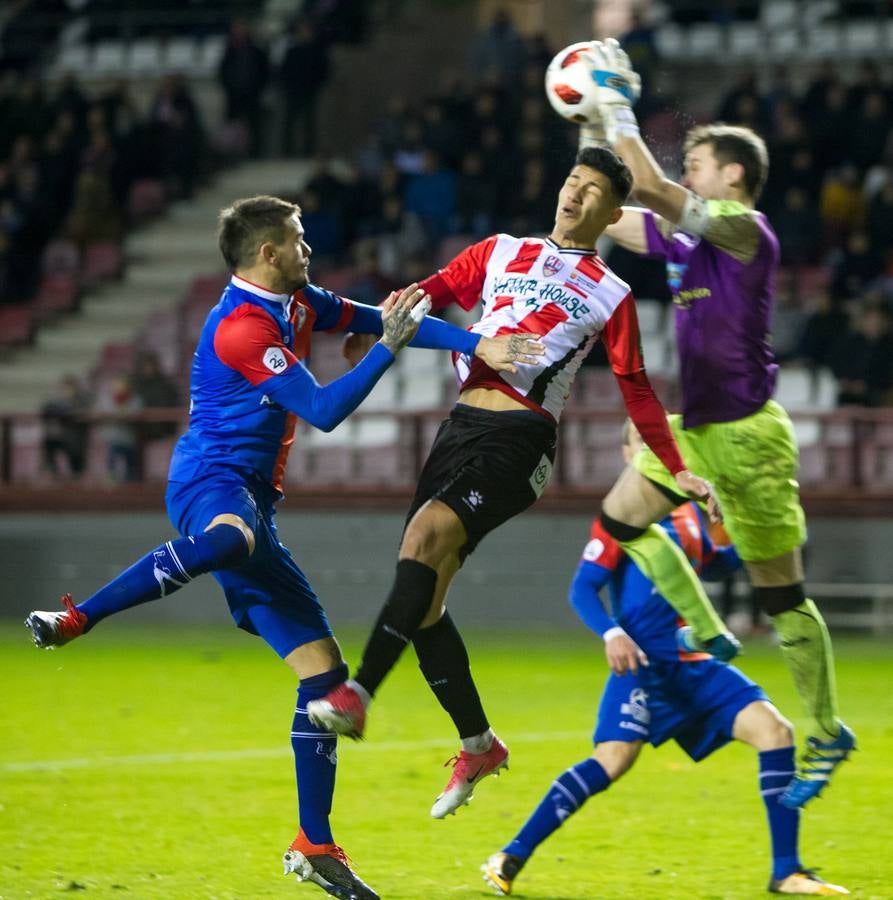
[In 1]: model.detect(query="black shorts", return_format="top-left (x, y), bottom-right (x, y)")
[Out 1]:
top-left (405, 403), bottom-right (557, 560)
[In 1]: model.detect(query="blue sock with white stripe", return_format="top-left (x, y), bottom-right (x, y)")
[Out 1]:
top-left (293, 665), bottom-right (348, 845)
top-left (759, 747), bottom-right (802, 880)
top-left (77, 525), bottom-right (249, 628)
top-left (504, 758), bottom-right (610, 860)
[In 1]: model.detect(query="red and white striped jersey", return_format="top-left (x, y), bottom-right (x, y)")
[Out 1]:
top-left (423, 233), bottom-right (644, 422)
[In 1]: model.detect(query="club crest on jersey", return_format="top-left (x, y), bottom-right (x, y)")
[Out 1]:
top-left (542, 254), bottom-right (563, 278)
top-left (294, 305), bottom-right (307, 329)
top-left (666, 262), bottom-right (688, 293)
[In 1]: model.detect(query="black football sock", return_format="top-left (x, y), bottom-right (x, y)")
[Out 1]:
top-left (413, 610), bottom-right (489, 739)
top-left (353, 559), bottom-right (437, 696)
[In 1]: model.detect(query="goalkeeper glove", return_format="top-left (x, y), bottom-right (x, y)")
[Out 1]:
top-left (589, 38), bottom-right (642, 145)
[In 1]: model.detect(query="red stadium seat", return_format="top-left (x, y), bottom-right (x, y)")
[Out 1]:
top-left (128, 179), bottom-right (166, 222)
top-left (34, 274), bottom-right (79, 320)
top-left (0, 304), bottom-right (34, 348)
top-left (82, 241), bottom-right (124, 286)
top-left (40, 238), bottom-right (81, 275)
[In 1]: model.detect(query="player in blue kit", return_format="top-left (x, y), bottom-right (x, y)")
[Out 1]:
top-left (25, 195), bottom-right (543, 900)
top-left (482, 423), bottom-right (849, 898)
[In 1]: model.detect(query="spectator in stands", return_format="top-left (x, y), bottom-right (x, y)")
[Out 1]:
top-left (41, 374), bottom-right (91, 480)
top-left (867, 178), bottom-right (893, 262)
top-left (218, 18), bottom-right (269, 158)
top-left (402, 149), bottom-right (457, 245)
top-left (850, 90), bottom-right (890, 175)
top-left (829, 231), bottom-right (882, 300)
top-left (775, 187), bottom-right (822, 267)
top-left (374, 194), bottom-right (427, 280)
top-left (342, 239), bottom-right (400, 307)
top-left (820, 164), bottom-right (867, 247)
top-left (807, 82), bottom-right (849, 174)
top-left (829, 302), bottom-right (893, 406)
top-left (65, 168), bottom-right (123, 253)
top-left (149, 74), bottom-right (204, 199)
top-left (132, 351), bottom-right (180, 441)
top-left (716, 71), bottom-right (769, 134)
top-left (796, 290), bottom-right (850, 376)
top-left (95, 373), bottom-right (141, 483)
top-left (467, 8), bottom-right (526, 91)
top-left (454, 150), bottom-right (497, 239)
top-left (298, 185), bottom-right (342, 265)
top-left (278, 19), bottom-right (331, 157)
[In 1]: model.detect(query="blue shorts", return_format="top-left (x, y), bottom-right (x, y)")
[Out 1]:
top-left (165, 467), bottom-right (332, 658)
top-left (594, 658), bottom-right (766, 761)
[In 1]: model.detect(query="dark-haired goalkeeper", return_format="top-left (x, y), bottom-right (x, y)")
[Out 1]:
top-left (575, 39), bottom-right (854, 808)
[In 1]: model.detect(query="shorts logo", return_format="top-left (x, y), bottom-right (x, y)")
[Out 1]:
top-left (620, 687), bottom-right (650, 725)
top-left (263, 346), bottom-right (288, 373)
top-left (582, 538), bottom-right (605, 563)
top-left (528, 454), bottom-right (553, 498)
top-left (542, 255), bottom-right (563, 278)
top-left (463, 489), bottom-right (484, 510)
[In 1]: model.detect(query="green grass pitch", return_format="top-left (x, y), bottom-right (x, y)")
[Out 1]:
top-left (3, 623), bottom-right (892, 899)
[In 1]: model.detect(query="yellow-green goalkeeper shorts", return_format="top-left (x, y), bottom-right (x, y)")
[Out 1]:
top-left (633, 400), bottom-right (806, 562)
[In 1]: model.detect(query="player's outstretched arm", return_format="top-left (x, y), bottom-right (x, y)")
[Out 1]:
top-left (586, 39), bottom-right (689, 223)
top-left (265, 286), bottom-right (427, 431)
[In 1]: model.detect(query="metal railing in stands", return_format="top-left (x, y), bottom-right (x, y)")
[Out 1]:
top-left (2, 406), bottom-right (893, 498)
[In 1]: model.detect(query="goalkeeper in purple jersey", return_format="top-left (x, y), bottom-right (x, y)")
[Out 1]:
top-left (482, 423), bottom-right (849, 898)
top-left (24, 195), bottom-right (542, 900)
top-left (562, 40), bottom-right (854, 808)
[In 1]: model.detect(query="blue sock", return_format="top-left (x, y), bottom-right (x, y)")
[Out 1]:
top-left (292, 664), bottom-right (348, 845)
top-left (77, 525), bottom-right (249, 627)
top-left (759, 747), bottom-right (802, 880)
top-left (504, 758), bottom-right (610, 860)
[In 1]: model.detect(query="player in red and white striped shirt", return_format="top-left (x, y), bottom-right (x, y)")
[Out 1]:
top-left (309, 147), bottom-right (731, 817)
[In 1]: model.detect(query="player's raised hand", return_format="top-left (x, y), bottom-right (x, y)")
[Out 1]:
top-left (675, 470), bottom-right (723, 524)
top-left (605, 630), bottom-right (649, 675)
top-left (589, 37), bottom-right (642, 144)
top-left (379, 284), bottom-right (431, 354)
top-left (474, 332), bottom-right (545, 374)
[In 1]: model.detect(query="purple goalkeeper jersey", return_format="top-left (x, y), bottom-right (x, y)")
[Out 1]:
top-left (643, 201), bottom-right (780, 427)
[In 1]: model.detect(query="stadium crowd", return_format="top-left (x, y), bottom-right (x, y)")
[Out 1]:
top-left (2, 6), bottom-right (893, 428)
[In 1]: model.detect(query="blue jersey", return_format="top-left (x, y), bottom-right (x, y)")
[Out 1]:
top-left (168, 275), bottom-right (480, 494)
top-left (570, 503), bottom-right (741, 661)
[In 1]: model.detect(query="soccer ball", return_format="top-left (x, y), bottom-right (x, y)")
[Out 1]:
top-left (544, 42), bottom-right (603, 125)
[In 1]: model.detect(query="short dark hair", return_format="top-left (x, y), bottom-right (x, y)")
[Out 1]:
top-left (218, 195), bottom-right (301, 269)
top-left (574, 146), bottom-right (633, 205)
top-left (684, 123), bottom-right (769, 200)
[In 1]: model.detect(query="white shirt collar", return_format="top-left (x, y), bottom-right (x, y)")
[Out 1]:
top-left (231, 274), bottom-right (292, 305)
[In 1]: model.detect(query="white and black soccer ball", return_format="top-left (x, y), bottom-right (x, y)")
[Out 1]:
top-left (545, 41), bottom-right (638, 125)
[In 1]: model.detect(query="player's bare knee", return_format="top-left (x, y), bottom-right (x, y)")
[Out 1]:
top-left (285, 636), bottom-right (344, 680)
top-left (733, 701), bottom-right (793, 750)
top-left (592, 740), bottom-right (641, 781)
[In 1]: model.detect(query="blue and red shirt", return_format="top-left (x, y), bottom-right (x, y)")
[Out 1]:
top-left (569, 503), bottom-right (741, 662)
